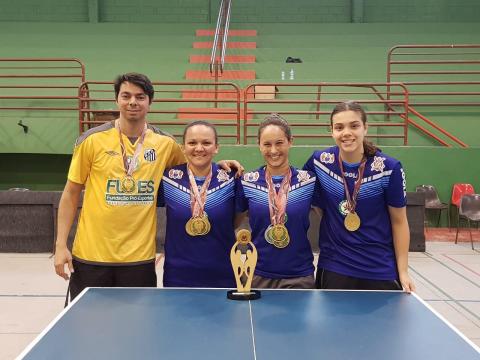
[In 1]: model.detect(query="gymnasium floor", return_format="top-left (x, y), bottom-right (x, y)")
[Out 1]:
top-left (1, 231), bottom-right (479, 360)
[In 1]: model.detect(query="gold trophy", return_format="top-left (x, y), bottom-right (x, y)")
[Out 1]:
top-left (227, 229), bottom-right (261, 300)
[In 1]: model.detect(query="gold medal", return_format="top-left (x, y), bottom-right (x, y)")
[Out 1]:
top-left (273, 235), bottom-right (290, 249)
top-left (264, 169), bottom-right (292, 249)
top-left (264, 225), bottom-right (274, 244)
top-left (186, 165), bottom-right (212, 237)
top-left (344, 212), bottom-right (361, 232)
top-left (185, 218), bottom-right (194, 236)
top-left (186, 213), bottom-right (211, 236)
top-left (116, 120), bottom-right (146, 195)
top-left (338, 155), bottom-right (367, 233)
top-left (268, 224), bottom-right (290, 249)
top-left (121, 175), bottom-right (136, 193)
top-left (201, 214), bottom-right (211, 235)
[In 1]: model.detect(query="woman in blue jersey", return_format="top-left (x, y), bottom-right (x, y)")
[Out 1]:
top-left (304, 101), bottom-right (415, 292)
top-left (158, 121), bottom-right (237, 288)
top-left (236, 114), bottom-right (319, 289)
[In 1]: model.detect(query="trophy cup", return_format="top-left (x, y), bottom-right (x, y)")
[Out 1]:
top-left (227, 229), bottom-right (261, 301)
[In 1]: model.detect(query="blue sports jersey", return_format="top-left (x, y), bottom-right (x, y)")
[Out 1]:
top-left (158, 163), bottom-right (236, 288)
top-left (236, 166), bottom-right (317, 278)
top-left (303, 146), bottom-right (407, 281)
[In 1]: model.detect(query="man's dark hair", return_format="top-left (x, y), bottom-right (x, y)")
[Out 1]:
top-left (114, 73), bottom-right (154, 104)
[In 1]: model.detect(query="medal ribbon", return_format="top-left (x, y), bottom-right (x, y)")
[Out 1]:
top-left (187, 165), bottom-right (213, 217)
top-left (338, 156), bottom-right (367, 214)
top-left (116, 119), bottom-right (147, 177)
top-left (265, 168), bottom-right (292, 225)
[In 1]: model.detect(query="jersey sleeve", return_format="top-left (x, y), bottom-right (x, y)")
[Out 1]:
top-left (235, 177), bottom-right (249, 213)
top-left (302, 152), bottom-right (316, 173)
top-left (67, 136), bottom-right (94, 185)
top-left (385, 162), bottom-right (407, 208)
top-left (166, 140), bottom-right (186, 169)
top-left (157, 174), bottom-right (166, 207)
top-left (311, 176), bottom-right (324, 209)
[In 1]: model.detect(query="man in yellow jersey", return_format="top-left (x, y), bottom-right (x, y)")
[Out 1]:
top-left (54, 73), bottom-right (191, 300)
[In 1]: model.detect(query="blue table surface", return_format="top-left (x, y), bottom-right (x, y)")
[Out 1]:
top-left (19, 288), bottom-right (480, 360)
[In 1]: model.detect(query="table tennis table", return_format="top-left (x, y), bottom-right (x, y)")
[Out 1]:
top-left (18, 288), bottom-right (480, 360)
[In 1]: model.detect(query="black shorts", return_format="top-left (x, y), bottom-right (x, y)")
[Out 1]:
top-left (252, 274), bottom-right (315, 289)
top-left (68, 259), bottom-right (157, 301)
top-left (315, 268), bottom-right (402, 291)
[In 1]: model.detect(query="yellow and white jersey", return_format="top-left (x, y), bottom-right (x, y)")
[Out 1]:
top-left (68, 121), bottom-right (185, 264)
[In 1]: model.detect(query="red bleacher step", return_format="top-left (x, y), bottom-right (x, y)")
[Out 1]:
top-left (178, 107), bottom-right (253, 120)
top-left (196, 29), bottom-right (257, 37)
top-left (185, 70), bottom-right (255, 80)
top-left (193, 42), bottom-right (256, 49)
top-left (189, 55), bottom-right (256, 64)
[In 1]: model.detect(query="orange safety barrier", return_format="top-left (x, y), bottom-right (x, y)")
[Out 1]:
top-left (78, 81), bottom-right (242, 144)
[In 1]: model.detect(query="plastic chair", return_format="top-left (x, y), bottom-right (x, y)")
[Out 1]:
top-left (415, 185), bottom-right (449, 228)
top-left (450, 183), bottom-right (475, 230)
top-left (455, 194), bottom-right (480, 250)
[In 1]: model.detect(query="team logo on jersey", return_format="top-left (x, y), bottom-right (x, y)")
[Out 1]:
top-left (296, 170), bottom-right (311, 183)
top-left (243, 171), bottom-right (259, 182)
top-left (168, 169), bottom-right (183, 179)
top-left (338, 200), bottom-right (349, 215)
top-left (400, 167), bottom-right (407, 198)
top-left (371, 156), bottom-right (386, 173)
top-left (105, 178), bottom-right (155, 206)
top-left (105, 150), bottom-right (119, 157)
top-left (343, 171), bottom-right (358, 179)
top-left (320, 152), bottom-right (335, 164)
top-left (144, 149), bottom-right (156, 162)
top-left (216, 169), bottom-right (229, 182)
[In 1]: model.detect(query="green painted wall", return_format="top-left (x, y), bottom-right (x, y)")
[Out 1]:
top-left (0, 9), bottom-right (479, 229)
top-left (2, 146), bottom-right (479, 194)
top-left (1, 22), bottom-right (479, 152)
top-left (99, 0), bottom-right (210, 23)
top-left (1, 146), bottom-right (479, 227)
top-left (364, 0), bottom-right (480, 23)
top-left (1, 0), bottom-right (479, 23)
top-left (224, 0), bottom-right (351, 23)
top-left (0, 0), bottom-right (88, 22)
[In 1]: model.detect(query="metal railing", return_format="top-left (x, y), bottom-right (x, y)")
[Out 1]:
top-left (0, 57), bottom-right (469, 147)
top-left (80, 82), bottom-right (414, 146)
top-left (386, 44), bottom-right (479, 147)
top-left (78, 81), bottom-right (242, 144)
top-left (210, 0), bottom-right (232, 83)
top-left (387, 44), bottom-right (480, 106)
top-left (243, 82), bottom-right (409, 145)
top-left (0, 58), bottom-right (85, 114)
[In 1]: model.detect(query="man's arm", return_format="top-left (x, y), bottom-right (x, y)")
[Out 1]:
top-left (388, 205), bottom-right (415, 293)
top-left (54, 180), bottom-right (83, 280)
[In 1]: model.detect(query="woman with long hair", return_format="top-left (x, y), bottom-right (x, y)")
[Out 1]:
top-left (304, 101), bottom-right (415, 292)
top-left (236, 114), bottom-right (319, 289)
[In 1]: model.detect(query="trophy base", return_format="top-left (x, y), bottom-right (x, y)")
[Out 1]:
top-left (227, 290), bottom-right (261, 301)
